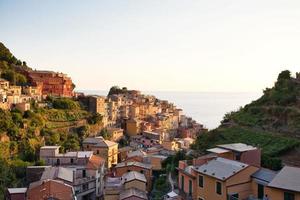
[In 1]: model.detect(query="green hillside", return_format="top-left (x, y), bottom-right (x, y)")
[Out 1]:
top-left (0, 43), bottom-right (105, 197)
top-left (192, 70), bottom-right (300, 170)
top-left (0, 42), bottom-right (31, 85)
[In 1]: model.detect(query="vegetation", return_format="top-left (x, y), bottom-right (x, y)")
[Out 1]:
top-left (193, 70), bottom-right (300, 170)
top-left (0, 42), bottom-right (30, 86)
top-left (108, 86), bottom-right (128, 95)
top-left (151, 175), bottom-right (171, 200)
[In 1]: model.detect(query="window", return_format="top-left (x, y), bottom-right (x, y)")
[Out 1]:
top-left (188, 179), bottom-right (192, 195)
top-left (198, 175), bottom-right (204, 188)
top-left (257, 184), bottom-right (264, 199)
top-left (97, 150), bottom-right (100, 154)
top-left (56, 159), bottom-right (60, 166)
top-left (235, 153), bottom-right (241, 161)
top-left (216, 181), bottom-right (222, 195)
top-left (70, 158), bottom-right (74, 164)
top-left (83, 170), bottom-right (86, 178)
top-left (181, 175), bottom-right (184, 190)
top-left (284, 192), bottom-right (295, 200)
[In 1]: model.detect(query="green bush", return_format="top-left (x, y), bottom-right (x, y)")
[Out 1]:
top-left (52, 98), bottom-right (80, 110)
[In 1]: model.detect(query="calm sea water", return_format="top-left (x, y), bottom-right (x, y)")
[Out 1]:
top-left (79, 90), bottom-right (262, 130)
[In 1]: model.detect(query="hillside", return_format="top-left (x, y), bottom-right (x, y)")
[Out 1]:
top-left (0, 42), bottom-right (31, 85)
top-left (192, 70), bottom-right (300, 170)
top-left (0, 43), bottom-right (105, 197)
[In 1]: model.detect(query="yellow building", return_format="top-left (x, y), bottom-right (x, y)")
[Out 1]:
top-left (126, 118), bottom-right (141, 136)
top-left (266, 166), bottom-right (300, 200)
top-left (162, 140), bottom-right (179, 151)
top-left (179, 157), bottom-right (259, 200)
top-left (107, 127), bottom-right (124, 142)
top-left (83, 136), bottom-right (118, 168)
top-left (88, 95), bottom-right (107, 115)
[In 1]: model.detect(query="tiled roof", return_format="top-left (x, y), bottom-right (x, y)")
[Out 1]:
top-left (217, 143), bottom-right (257, 152)
top-left (29, 179), bottom-right (73, 194)
top-left (122, 171), bottom-right (147, 183)
top-left (251, 168), bottom-right (277, 184)
top-left (119, 188), bottom-right (148, 200)
top-left (41, 167), bottom-right (74, 183)
top-left (116, 161), bottom-right (152, 170)
top-left (127, 150), bottom-right (147, 158)
top-left (86, 155), bottom-right (105, 170)
top-left (195, 157), bottom-right (248, 180)
top-left (268, 166), bottom-right (300, 192)
top-left (83, 137), bottom-right (117, 147)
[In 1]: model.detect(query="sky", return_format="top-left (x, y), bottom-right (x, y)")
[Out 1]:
top-left (0, 0), bottom-right (300, 92)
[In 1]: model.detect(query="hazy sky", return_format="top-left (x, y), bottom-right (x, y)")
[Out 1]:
top-left (0, 0), bottom-right (299, 92)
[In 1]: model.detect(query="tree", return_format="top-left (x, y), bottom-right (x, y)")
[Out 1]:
top-left (15, 73), bottom-right (27, 86)
top-left (52, 98), bottom-right (80, 110)
top-left (1, 70), bottom-right (16, 85)
top-left (77, 125), bottom-right (90, 139)
top-left (87, 113), bottom-right (103, 124)
top-left (278, 70), bottom-right (291, 80)
top-left (99, 128), bottom-right (111, 140)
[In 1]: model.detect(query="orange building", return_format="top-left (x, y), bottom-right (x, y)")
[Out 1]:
top-left (21, 70), bottom-right (74, 97)
top-left (178, 157), bottom-right (259, 200)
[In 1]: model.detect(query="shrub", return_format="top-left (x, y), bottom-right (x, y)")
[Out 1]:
top-left (52, 98), bottom-right (80, 110)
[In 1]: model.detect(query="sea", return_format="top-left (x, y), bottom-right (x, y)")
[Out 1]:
top-left (78, 90), bottom-right (262, 130)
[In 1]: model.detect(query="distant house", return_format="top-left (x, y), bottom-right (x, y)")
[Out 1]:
top-left (178, 157), bottom-right (259, 200)
top-left (122, 171), bottom-right (147, 192)
top-left (27, 179), bottom-right (75, 200)
top-left (266, 166), bottom-right (300, 200)
top-left (207, 143), bottom-right (261, 167)
top-left (107, 127), bottom-right (124, 142)
top-left (5, 188), bottom-right (27, 200)
top-left (119, 188), bottom-right (148, 200)
top-left (115, 161), bottom-right (153, 191)
top-left (83, 136), bottom-right (118, 168)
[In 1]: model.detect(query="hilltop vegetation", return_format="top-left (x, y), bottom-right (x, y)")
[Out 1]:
top-left (0, 42), bottom-right (30, 85)
top-left (192, 70), bottom-right (300, 170)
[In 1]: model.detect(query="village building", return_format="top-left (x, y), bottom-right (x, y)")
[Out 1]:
top-left (83, 137), bottom-right (118, 168)
top-left (119, 188), bottom-right (148, 200)
top-left (5, 188), bottom-right (27, 200)
top-left (107, 127), bottom-right (124, 142)
top-left (115, 161), bottom-right (153, 191)
top-left (38, 146), bottom-right (105, 199)
top-left (207, 143), bottom-right (261, 167)
top-left (27, 179), bottom-right (75, 200)
top-left (88, 95), bottom-right (107, 115)
top-left (18, 69), bottom-right (74, 97)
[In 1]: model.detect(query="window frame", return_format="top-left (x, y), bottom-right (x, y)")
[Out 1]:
top-left (198, 175), bottom-right (204, 188)
top-left (216, 181), bottom-right (222, 195)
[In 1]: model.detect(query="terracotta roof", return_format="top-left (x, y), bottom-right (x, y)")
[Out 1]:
top-left (86, 155), bottom-right (105, 170)
top-left (28, 179), bottom-right (74, 199)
